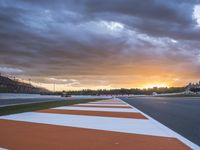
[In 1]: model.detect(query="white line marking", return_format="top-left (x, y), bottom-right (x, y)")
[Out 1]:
top-left (76, 103), bottom-right (129, 107)
top-left (52, 106), bottom-right (137, 112)
top-left (0, 112), bottom-right (174, 138)
top-left (91, 100), bottom-right (125, 104)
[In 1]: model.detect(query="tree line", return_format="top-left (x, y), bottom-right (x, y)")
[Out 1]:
top-left (58, 87), bottom-right (186, 96)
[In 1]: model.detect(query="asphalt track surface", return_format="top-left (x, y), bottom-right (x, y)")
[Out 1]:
top-left (121, 96), bottom-right (200, 146)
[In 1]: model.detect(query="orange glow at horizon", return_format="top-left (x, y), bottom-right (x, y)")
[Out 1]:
top-left (29, 79), bottom-right (184, 91)
top-left (140, 83), bottom-right (169, 89)
top-left (21, 71), bottom-right (199, 91)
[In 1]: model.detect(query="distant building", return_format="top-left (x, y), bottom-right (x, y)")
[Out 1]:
top-left (185, 81), bottom-right (200, 94)
top-left (152, 92), bottom-right (158, 96)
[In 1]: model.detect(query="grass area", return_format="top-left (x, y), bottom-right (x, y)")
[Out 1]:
top-left (0, 98), bottom-right (104, 116)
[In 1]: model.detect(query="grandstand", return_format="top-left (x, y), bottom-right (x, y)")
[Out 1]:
top-left (0, 74), bottom-right (50, 94)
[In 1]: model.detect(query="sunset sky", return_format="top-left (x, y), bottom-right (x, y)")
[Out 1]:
top-left (0, 0), bottom-right (200, 91)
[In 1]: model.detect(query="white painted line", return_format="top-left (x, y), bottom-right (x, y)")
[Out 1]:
top-left (76, 103), bottom-right (129, 107)
top-left (118, 98), bottom-right (200, 150)
top-left (52, 106), bottom-right (138, 112)
top-left (89, 102), bottom-right (126, 104)
top-left (0, 112), bottom-right (174, 138)
top-left (90, 102), bottom-right (125, 104)
top-left (91, 100), bottom-right (125, 103)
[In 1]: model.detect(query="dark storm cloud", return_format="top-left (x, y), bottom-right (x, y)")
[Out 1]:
top-left (0, 0), bottom-right (200, 89)
top-left (81, 0), bottom-right (200, 40)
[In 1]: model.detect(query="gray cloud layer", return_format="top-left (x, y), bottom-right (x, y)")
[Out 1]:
top-left (0, 0), bottom-right (200, 89)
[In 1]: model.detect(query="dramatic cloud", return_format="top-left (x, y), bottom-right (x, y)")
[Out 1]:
top-left (193, 4), bottom-right (200, 27)
top-left (0, 67), bottom-right (23, 74)
top-left (0, 0), bottom-right (200, 90)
